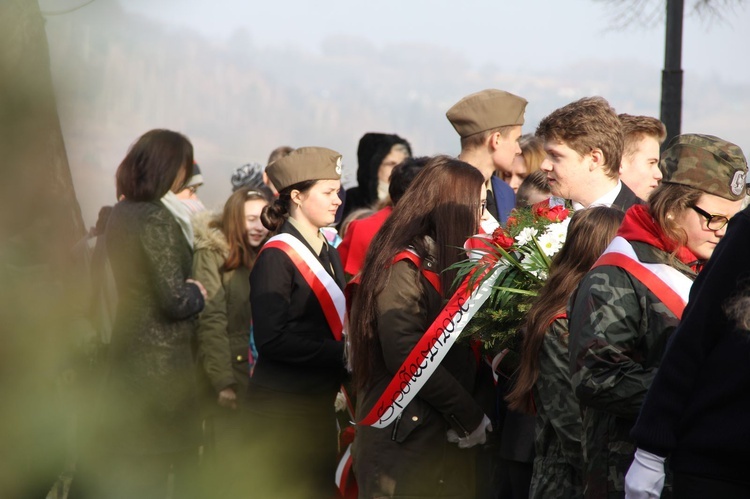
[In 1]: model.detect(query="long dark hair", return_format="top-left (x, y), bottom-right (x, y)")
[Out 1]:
top-left (506, 206), bottom-right (624, 414)
top-left (218, 185), bottom-right (273, 271)
top-left (349, 156), bottom-right (484, 391)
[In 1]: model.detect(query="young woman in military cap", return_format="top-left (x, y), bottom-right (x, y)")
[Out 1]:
top-left (246, 146), bottom-right (347, 497)
top-left (566, 134), bottom-right (747, 498)
top-left (627, 144), bottom-right (750, 498)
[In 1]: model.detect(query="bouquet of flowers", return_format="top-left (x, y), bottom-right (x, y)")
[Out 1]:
top-left (454, 202), bottom-right (572, 356)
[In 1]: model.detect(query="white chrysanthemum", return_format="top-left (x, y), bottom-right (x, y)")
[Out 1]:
top-left (558, 216), bottom-right (572, 236)
top-left (538, 232), bottom-right (562, 257)
top-left (545, 221), bottom-right (567, 244)
top-left (515, 227), bottom-right (539, 247)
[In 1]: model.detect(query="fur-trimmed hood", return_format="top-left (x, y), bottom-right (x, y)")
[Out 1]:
top-left (192, 210), bottom-right (229, 257)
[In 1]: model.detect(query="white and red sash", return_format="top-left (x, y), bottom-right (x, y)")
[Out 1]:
top-left (392, 249), bottom-right (442, 292)
top-left (335, 443), bottom-right (354, 497)
top-left (357, 253), bottom-right (501, 429)
top-left (261, 233), bottom-right (345, 340)
top-left (592, 236), bottom-right (694, 319)
top-left (334, 386), bottom-right (357, 498)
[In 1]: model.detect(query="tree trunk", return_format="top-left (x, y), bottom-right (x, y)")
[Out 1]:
top-left (0, 1), bottom-right (86, 496)
top-left (660, 0), bottom-right (684, 147)
top-left (1, 0), bottom-right (85, 248)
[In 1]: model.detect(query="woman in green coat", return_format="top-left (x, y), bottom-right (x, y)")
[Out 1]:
top-left (192, 185), bottom-right (273, 496)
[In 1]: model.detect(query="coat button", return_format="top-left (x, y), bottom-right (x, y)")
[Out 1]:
top-left (236, 355), bottom-right (243, 361)
top-left (412, 416), bottom-right (419, 422)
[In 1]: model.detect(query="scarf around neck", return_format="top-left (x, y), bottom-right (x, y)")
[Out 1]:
top-left (617, 204), bottom-right (699, 269)
top-left (161, 191), bottom-right (194, 249)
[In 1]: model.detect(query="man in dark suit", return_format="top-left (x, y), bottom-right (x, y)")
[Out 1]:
top-left (446, 89), bottom-right (528, 227)
top-left (537, 96), bottom-right (643, 212)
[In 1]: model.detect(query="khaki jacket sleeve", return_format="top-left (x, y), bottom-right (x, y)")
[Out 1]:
top-left (193, 248), bottom-right (235, 393)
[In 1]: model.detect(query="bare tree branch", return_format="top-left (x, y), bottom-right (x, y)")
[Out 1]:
top-left (595, 0), bottom-right (747, 29)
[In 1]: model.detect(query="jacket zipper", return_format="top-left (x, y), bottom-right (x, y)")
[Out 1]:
top-left (391, 414), bottom-right (402, 441)
top-left (449, 414), bottom-right (470, 438)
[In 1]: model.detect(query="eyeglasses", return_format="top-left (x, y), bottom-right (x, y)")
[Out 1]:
top-left (690, 204), bottom-right (730, 231)
top-left (479, 200), bottom-right (487, 215)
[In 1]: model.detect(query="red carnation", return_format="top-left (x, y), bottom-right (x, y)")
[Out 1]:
top-left (505, 215), bottom-right (518, 228)
top-left (491, 228), bottom-right (515, 250)
top-left (533, 202), bottom-right (550, 218)
top-left (546, 205), bottom-right (570, 222)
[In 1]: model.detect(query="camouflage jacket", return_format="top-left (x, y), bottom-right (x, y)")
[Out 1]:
top-left (568, 241), bottom-right (696, 498)
top-left (530, 317), bottom-right (583, 499)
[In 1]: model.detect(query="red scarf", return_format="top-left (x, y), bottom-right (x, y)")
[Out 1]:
top-left (617, 205), bottom-right (701, 271)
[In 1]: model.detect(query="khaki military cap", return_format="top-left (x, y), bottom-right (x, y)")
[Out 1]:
top-left (446, 89), bottom-right (527, 138)
top-left (661, 134), bottom-right (747, 201)
top-left (266, 146), bottom-right (343, 192)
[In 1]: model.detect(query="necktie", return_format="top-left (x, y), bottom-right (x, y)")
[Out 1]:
top-left (486, 188), bottom-right (499, 220)
top-left (319, 243), bottom-right (334, 278)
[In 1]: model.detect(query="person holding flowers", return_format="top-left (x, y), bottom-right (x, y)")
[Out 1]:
top-left (567, 134), bottom-right (747, 498)
top-left (349, 156), bottom-right (490, 498)
top-left (505, 206), bottom-right (625, 499)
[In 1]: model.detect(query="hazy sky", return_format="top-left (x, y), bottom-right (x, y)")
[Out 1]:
top-left (38, 0), bottom-right (750, 225)
top-left (112, 0), bottom-right (750, 84)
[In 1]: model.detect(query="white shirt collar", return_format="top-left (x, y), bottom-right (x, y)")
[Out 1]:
top-left (571, 180), bottom-right (623, 211)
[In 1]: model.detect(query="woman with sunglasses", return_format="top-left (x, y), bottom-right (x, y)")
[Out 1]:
top-left (566, 134), bottom-right (747, 498)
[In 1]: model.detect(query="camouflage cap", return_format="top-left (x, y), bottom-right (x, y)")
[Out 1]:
top-left (265, 146), bottom-right (342, 192)
top-left (446, 89), bottom-right (527, 138)
top-left (661, 134), bottom-right (747, 201)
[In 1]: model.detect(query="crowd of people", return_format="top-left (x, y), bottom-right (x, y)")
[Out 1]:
top-left (69, 88), bottom-right (750, 499)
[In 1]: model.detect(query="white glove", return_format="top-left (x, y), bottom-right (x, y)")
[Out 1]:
top-left (625, 448), bottom-right (666, 499)
top-left (446, 429), bottom-right (460, 443)
top-left (448, 415), bottom-right (492, 449)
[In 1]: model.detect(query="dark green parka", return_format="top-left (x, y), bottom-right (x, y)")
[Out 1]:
top-left (192, 212), bottom-right (253, 404)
